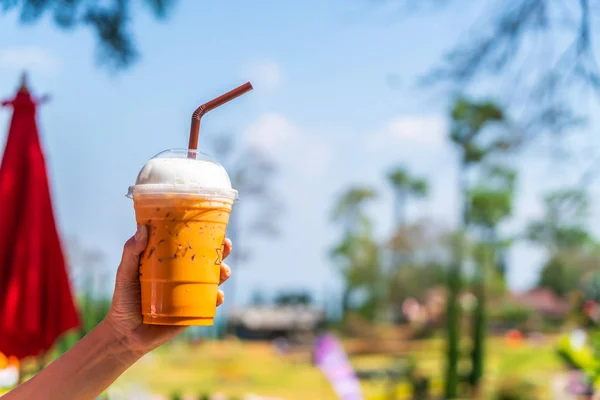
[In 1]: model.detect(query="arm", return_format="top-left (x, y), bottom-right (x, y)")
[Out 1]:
top-left (4, 225), bottom-right (233, 400)
top-left (5, 321), bottom-right (141, 400)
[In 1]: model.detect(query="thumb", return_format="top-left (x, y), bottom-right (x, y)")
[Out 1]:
top-left (116, 224), bottom-right (148, 284)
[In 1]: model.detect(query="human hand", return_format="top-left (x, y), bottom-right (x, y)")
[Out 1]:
top-left (104, 224), bottom-right (232, 356)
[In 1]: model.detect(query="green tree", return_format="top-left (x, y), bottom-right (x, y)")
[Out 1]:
top-left (387, 166), bottom-right (428, 230)
top-left (1, 0), bottom-right (176, 69)
top-left (467, 165), bottom-right (516, 390)
top-left (539, 247), bottom-right (600, 299)
top-left (527, 189), bottom-right (592, 253)
top-left (538, 255), bottom-right (580, 297)
top-left (332, 187), bottom-right (377, 235)
top-left (527, 188), bottom-right (597, 296)
top-left (469, 166), bottom-right (516, 235)
top-left (386, 221), bottom-right (450, 321)
top-left (330, 186), bottom-right (380, 318)
top-left (388, 262), bottom-right (445, 302)
top-left (469, 164), bottom-right (517, 283)
top-left (445, 97), bottom-right (506, 398)
top-left (387, 167), bottom-right (428, 271)
top-left (331, 233), bottom-right (381, 321)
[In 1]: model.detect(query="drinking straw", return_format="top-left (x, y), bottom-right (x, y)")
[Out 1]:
top-left (188, 82), bottom-right (253, 152)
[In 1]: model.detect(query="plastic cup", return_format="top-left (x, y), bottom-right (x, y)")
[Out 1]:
top-left (127, 149), bottom-right (237, 326)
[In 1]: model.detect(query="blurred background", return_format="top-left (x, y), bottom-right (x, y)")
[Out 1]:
top-left (2, 0), bottom-right (600, 399)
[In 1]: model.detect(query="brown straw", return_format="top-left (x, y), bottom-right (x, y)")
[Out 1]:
top-left (188, 82), bottom-right (253, 151)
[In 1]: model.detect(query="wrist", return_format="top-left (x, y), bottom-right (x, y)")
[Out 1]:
top-left (98, 318), bottom-right (145, 365)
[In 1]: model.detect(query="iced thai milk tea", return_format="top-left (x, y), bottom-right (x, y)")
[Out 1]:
top-left (128, 150), bottom-right (237, 326)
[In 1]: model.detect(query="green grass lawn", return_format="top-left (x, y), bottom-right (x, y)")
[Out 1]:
top-left (109, 335), bottom-right (564, 399)
top-left (115, 339), bottom-right (338, 399)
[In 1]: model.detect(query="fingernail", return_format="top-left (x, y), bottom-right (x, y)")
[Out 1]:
top-left (134, 224), bottom-right (142, 241)
top-left (225, 266), bottom-right (231, 277)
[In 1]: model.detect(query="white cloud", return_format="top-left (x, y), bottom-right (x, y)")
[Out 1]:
top-left (245, 112), bottom-right (302, 154)
top-left (244, 112), bottom-right (332, 173)
top-left (244, 59), bottom-right (283, 90)
top-left (307, 143), bottom-right (332, 172)
top-left (0, 46), bottom-right (61, 75)
top-left (368, 115), bottom-right (448, 149)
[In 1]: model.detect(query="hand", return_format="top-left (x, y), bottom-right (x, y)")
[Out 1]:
top-left (104, 225), bottom-right (233, 356)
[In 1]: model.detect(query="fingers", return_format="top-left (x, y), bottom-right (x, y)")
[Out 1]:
top-left (219, 238), bottom-right (232, 285)
top-left (223, 238), bottom-right (232, 259)
top-left (116, 225), bottom-right (148, 284)
top-left (217, 239), bottom-right (231, 306)
top-left (219, 263), bottom-right (231, 285)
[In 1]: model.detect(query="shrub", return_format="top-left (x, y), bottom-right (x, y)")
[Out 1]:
top-left (491, 302), bottom-right (532, 330)
top-left (492, 378), bottom-right (539, 400)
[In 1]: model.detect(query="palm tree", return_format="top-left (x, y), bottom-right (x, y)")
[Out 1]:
top-left (387, 167), bottom-right (428, 229)
top-left (332, 187), bottom-right (377, 235)
top-left (387, 167), bottom-right (428, 270)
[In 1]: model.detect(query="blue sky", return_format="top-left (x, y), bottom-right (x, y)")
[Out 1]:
top-left (1, 1), bottom-right (599, 307)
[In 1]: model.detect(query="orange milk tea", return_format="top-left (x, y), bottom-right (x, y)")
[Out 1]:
top-left (128, 149), bottom-right (237, 326)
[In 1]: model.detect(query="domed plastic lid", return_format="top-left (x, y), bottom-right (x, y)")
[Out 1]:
top-left (127, 149), bottom-right (237, 199)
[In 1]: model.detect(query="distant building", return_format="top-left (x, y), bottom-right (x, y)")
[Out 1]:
top-left (228, 305), bottom-right (326, 341)
top-left (514, 287), bottom-right (570, 318)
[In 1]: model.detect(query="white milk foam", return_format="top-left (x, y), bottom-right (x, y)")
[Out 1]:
top-left (131, 157), bottom-right (236, 197)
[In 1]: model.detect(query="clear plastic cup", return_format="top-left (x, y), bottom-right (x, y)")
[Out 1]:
top-left (127, 149), bottom-right (237, 326)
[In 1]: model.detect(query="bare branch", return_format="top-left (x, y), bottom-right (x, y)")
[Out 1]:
top-left (420, 0), bottom-right (600, 143)
top-left (424, 0), bottom-right (550, 84)
top-left (1, 0), bottom-right (177, 69)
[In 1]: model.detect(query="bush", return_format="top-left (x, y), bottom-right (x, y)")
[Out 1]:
top-left (492, 378), bottom-right (540, 400)
top-left (491, 302), bottom-right (532, 330)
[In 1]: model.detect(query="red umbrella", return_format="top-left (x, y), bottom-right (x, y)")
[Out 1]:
top-left (0, 74), bottom-right (80, 361)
